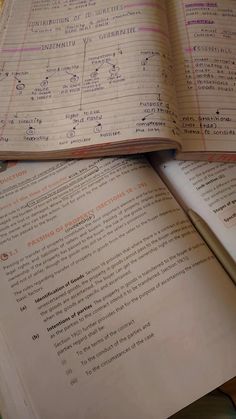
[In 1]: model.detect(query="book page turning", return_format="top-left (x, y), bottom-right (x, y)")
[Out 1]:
top-left (154, 154), bottom-right (236, 260)
top-left (0, 0), bottom-right (181, 157)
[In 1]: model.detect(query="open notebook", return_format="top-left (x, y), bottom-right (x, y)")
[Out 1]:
top-left (0, 0), bottom-right (236, 161)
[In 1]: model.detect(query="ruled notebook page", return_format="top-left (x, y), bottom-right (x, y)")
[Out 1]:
top-left (167, 1), bottom-right (236, 153)
top-left (0, 0), bottom-right (181, 155)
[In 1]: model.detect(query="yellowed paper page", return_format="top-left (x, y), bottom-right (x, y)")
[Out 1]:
top-left (167, 1), bottom-right (236, 153)
top-left (154, 153), bottom-right (236, 260)
top-left (0, 0), bottom-right (180, 157)
top-left (0, 157), bottom-right (236, 419)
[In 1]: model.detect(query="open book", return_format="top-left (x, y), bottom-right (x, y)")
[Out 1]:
top-left (0, 156), bottom-right (236, 419)
top-left (0, 0), bottom-right (236, 161)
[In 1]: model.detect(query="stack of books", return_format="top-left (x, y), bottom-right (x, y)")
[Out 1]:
top-left (0, 1), bottom-right (235, 419)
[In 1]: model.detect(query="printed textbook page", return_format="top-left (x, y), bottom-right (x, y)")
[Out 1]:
top-left (154, 153), bottom-right (236, 260)
top-left (0, 157), bottom-right (236, 419)
top-left (167, 0), bottom-right (236, 156)
top-left (0, 0), bottom-right (181, 158)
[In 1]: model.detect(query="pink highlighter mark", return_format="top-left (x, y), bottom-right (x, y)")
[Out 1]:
top-left (139, 27), bottom-right (169, 38)
top-left (1, 47), bottom-right (41, 53)
top-left (185, 47), bottom-right (193, 53)
top-left (124, 2), bottom-right (164, 10)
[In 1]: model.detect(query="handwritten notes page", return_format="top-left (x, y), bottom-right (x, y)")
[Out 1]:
top-left (0, 157), bottom-right (236, 418)
top-left (0, 0), bottom-right (181, 159)
top-left (167, 1), bottom-right (236, 158)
